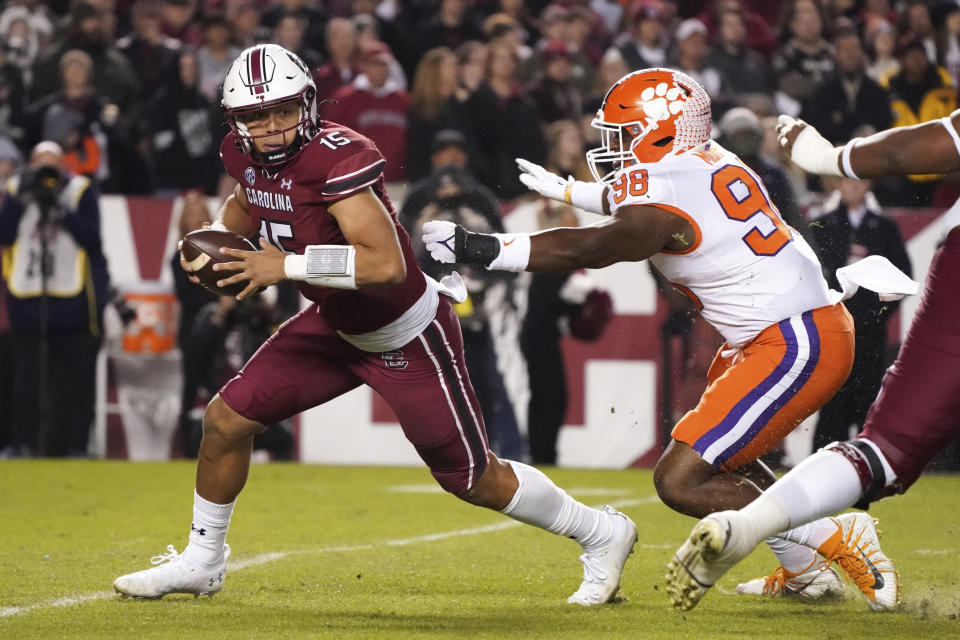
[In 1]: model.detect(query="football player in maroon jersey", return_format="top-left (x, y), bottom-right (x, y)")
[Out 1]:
top-left (113, 44), bottom-right (638, 604)
top-left (664, 111), bottom-right (960, 611)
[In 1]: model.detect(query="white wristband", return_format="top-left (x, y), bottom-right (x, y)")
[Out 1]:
top-left (209, 220), bottom-right (227, 231)
top-left (563, 180), bottom-right (606, 214)
top-left (791, 125), bottom-right (843, 177)
top-left (284, 244), bottom-right (357, 289)
top-left (488, 233), bottom-right (530, 272)
top-left (840, 137), bottom-right (862, 179)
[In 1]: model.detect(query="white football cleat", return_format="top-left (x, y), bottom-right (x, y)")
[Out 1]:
top-left (567, 506), bottom-right (638, 605)
top-left (113, 544), bottom-right (230, 599)
top-left (735, 562), bottom-right (843, 599)
top-left (817, 512), bottom-right (900, 611)
top-left (666, 510), bottom-right (757, 611)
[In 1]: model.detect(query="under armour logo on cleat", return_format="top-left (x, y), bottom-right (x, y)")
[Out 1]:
top-left (191, 524), bottom-right (207, 536)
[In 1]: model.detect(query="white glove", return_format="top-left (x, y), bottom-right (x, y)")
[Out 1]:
top-left (776, 115), bottom-right (843, 177)
top-left (516, 158), bottom-right (606, 214)
top-left (422, 220), bottom-right (458, 264)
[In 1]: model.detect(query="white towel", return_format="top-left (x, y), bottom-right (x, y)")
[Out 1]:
top-left (827, 254), bottom-right (919, 305)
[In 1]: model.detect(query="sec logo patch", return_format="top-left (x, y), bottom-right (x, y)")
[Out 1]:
top-left (245, 167), bottom-right (256, 186)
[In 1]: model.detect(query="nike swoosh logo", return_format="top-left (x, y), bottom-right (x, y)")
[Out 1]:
top-left (503, 238), bottom-right (516, 246)
top-left (856, 544), bottom-right (885, 590)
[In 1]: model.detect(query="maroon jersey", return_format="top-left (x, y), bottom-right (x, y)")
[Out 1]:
top-left (219, 122), bottom-right (426, 334)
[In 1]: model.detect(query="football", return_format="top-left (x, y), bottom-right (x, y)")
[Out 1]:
top-left (180, 228), bottom-right (258, 296)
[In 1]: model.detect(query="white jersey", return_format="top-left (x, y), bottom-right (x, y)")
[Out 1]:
top-left (605, 142), bottom-right (832, 347)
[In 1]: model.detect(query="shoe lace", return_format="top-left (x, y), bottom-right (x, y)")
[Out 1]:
top-left (578, 552), bottom-right (608, 586)
top-left (150, 545), bottom-right (183, 566)
top-left (762, 567), bottom-right (787, 595)
top-left (828, 525), bottom-right (880, 596)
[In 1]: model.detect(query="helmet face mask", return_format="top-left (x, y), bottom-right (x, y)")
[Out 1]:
top-left (586, 68), bottom-right (711, 183)
top-left (222, 44), bottom-right (318, 168)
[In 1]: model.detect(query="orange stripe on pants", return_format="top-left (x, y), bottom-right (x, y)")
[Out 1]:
top-left (672, 303), bottom-right (854, 470)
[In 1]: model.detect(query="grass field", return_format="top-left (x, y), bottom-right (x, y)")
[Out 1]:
top-left (1, 461), bottom-right (958, 639)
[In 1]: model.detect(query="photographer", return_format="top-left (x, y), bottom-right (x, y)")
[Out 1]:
top-left (0, 140), bottom-right (110, 457)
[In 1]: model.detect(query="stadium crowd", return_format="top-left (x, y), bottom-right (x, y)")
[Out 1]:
top-left (1, 0), bottom-right (959, 459)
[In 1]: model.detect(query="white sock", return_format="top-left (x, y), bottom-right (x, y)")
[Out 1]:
top-left (183, 490), bottom-right (234, 566)
top-left (762, 450), bottom-right (864, 530)
top-left (500, 460), bottom-right (614, 549)
top-left (764, 536), bottom-right (816, 574)
top-left (780, 518), bottom-right (842, 551)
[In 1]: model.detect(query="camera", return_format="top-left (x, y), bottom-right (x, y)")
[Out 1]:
top-left (20, 165), bottom-right (65, 212)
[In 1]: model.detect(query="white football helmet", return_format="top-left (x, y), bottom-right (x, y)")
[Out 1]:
top-left (221, 44), bottom-right (318, 167)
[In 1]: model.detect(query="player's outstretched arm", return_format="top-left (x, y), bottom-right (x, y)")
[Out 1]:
top-left (777, 111), bottom-right (960, 179)
top-left (516, 158), bottom-right (610, 215)
top-left (423, 204), bottom-right (688, 273)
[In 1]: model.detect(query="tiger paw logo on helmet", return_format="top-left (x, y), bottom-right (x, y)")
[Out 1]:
top-left (587, 68), bottom-right (712, 183)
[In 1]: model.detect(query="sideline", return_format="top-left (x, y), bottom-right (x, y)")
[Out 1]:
top-left (0, 496), bottom-right (659, 618)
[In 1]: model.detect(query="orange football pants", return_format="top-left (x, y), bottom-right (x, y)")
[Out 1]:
top-left (672, 303), bottom-right (854, 471)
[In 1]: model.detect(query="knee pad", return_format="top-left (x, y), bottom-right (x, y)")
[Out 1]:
top-left (823, 440), bottom-right (897, 509)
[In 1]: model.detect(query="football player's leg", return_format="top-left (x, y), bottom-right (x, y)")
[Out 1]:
top-left (373, 299), bottom-right (637, 605)
top-left (115, 307), bottom-right (362, 599)
top-left (665, 305), bottom-right (855, 608)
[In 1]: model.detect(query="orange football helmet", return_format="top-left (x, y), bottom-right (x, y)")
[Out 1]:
top-left (586, 68), bottom-right (712, 183)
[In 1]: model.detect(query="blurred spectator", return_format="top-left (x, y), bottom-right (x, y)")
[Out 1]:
top-left (555, 6), bottom-right (602, 94)
top-left (0, 141), bottom-right (110, 457)
top-left (161, 0), bottom-right (203, 48)
top-left (29, 1), bottom-right (140, 114)
top-left (116, 1), bottom-right (182, 114)
top-left (801, 24), bottom-right (891, 146)
top-left (938, 3), bottom-right (960, 88)
top-left (0, 136), bottom-right (22, 181)
top-left (668, 18), bottom-right (731, 115)
top-left (463, 39), bottom-right (546, 200)
top-left (864, 17), bottom-right (899, 81)
top-left (543, 118), bottom-right (591, 182)
top-left (898, 0), bottom-right (936, 62)
top-left (527, 41), bottom-right (583, 124)
top-left (28, 49), bottom-right (111, 183)
top-left (808, 177), bottom-right (911, 453)
top-left (520, 202), bottom-right (611, 466)
top-left (398, 128), bottom-right (524, 460)
top-left (590, 0), bottom-right (624, 34)
top-left (0, 5), bottom-right (42, 87)
top-left (347, 0), bottom-right (421, 84)
top-left (350, 17), bottom-right (409, 90)
top-left (615, 0), bottom-right (667, 70)
top-left (326, 42), bottom-right (410, 182)
top-left (494, 0), bottom-right (539, 47)
top-left (272, 11), bottom-right (322, 71)
top-left (483, 12), bottom-right (535, 82)
top-left (696, 0), bottom-right (778, 59)
top-left (149, 49), bottom-right (222, 195)
top-left (413, 0), bottom-right (484, 58)
top-left (718, 107), bottom-right (809, 243)
top-left (406, 46), bottom-right (467, 183)
top-left (859, 0), bottom-right (898, 28)
top-left (583, 48), bottom-right (629, 148)
top-left (879, 38), bottom-right (956, 202)
top-left (454, 40), bottom-right (487, 101)
top-left (313, 17), bottom-right (358, 102)
top-left (710, 8), bottom-right (774, 98)
top-left (196, 13), bottom-right (239, 103)
top-left (772, 0), bottom-right (834, 114)
top-left (226, 0), bottom-right (265, 48)
top-left (261, 0), bottom-right (326, 50)
top-left (0, 44), bottom-right (27, 148)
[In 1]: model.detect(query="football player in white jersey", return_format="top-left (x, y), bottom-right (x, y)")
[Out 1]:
top-left (424, 69), bottom-right (913, 609)
top-left (661, 111), bottom-right (960, 612)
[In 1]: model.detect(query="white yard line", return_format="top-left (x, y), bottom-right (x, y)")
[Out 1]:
top-left (1, 496), bottom-right (658, 619)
